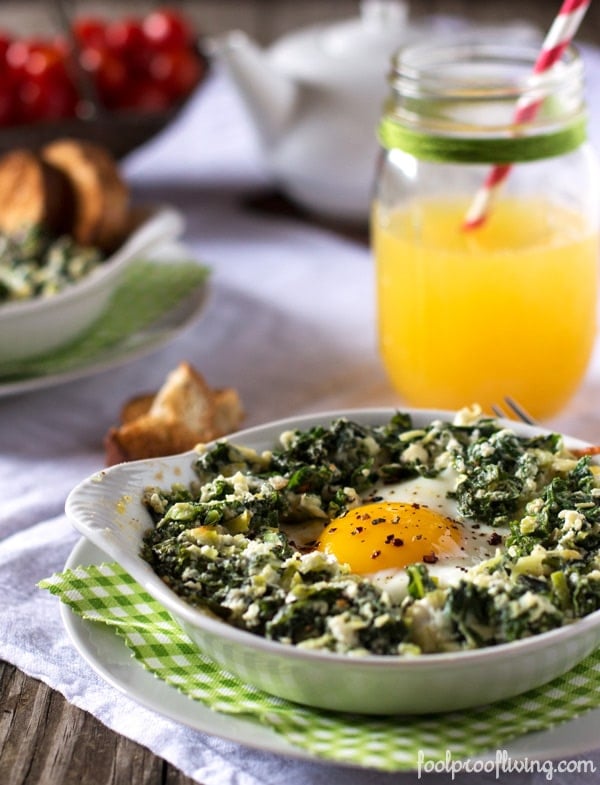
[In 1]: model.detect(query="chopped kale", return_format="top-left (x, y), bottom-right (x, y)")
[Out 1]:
top-left (445, 575), bottom-right (563, 646)
top-left (265, 581), bottom-right (407, 654)
top-left (406, 563), bottom-right (437, 600)
top-left (192, 442), bottom-right (270, 484)
top-left (507, 457), bottom-right (599, 554)
top-left (0, 223), bottom-right (103, 303)
top-left (270, 418), bottom-right (380, 499)
top-left (450, 429), bottom-right (558, 526)
top-left (572, 573), bottom-right (600, 617)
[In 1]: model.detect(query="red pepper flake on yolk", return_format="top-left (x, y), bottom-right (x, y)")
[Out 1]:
top-left (385, 533), bottom-right (404, 547)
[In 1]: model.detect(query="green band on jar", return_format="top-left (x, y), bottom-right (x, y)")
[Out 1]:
top-left (377, 115), bottom-right (587, 163)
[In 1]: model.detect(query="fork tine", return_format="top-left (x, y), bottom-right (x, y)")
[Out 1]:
top-left (504, 396), bottom-right (536, 425)
top-left (491, 398), bottom-right (537, 424)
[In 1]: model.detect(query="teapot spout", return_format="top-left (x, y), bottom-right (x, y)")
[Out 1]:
top-left (212, 31), bottom-right (297, 146)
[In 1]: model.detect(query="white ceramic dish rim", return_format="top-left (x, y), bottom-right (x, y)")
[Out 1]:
top-left (0, 205), bottom-right (185, 320)
top-left (65, 406), bottom-right (600, 673)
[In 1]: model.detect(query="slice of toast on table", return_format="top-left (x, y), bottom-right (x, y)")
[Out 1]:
top-left (104, 363), bottom-right (244, 464)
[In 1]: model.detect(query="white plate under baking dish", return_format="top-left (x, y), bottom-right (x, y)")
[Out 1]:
top-left (61, 536), bottom-right (600, 773)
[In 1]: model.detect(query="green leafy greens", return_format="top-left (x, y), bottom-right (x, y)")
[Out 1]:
top-left (140, 409), bottom-right (599, 656)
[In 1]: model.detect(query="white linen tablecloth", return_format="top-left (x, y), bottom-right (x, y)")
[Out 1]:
top-left (2, 30), bottom-right (600, 785)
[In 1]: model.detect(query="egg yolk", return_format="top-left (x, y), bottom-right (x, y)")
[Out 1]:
top-left (316, 501), bottom-right (464, 574)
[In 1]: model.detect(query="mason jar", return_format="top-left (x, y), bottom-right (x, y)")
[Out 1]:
top-left (371, 38), bottom-right (600, 419)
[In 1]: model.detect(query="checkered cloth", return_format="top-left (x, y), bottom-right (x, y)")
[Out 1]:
top-left (40, 561), bottom-right (600, 772)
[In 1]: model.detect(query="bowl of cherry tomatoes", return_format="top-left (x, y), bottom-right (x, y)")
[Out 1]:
top-left (0, 5), bottom-right (209, 158)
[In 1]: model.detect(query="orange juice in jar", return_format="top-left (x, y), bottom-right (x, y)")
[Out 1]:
top-left (372, 39), bottom-right (600, 419)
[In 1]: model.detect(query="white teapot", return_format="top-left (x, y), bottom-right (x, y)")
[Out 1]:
top-left (213, 1), bottom-right (416, 224)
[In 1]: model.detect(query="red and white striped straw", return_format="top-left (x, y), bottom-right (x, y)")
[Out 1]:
top-left (462, 0), bottom-right (591, 230)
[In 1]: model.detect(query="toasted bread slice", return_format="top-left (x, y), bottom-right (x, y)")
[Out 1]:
top-left (0, 149), bottom-right (74, 236)
top-left (41, 139), bottom-right (130, 251)
top-left (104, 363), bottom-right (244, 464)
top-left (120, 393), bottom-right (155, 424)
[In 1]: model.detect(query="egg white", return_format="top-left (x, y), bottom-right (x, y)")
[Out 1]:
top-left (364, 470), bottom-right (505, 601)
top-left (281, 468), bottom-right (507, 603)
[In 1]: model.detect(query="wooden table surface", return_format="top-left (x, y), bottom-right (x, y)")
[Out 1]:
top-left (3, 2), bottom-right (600, 783)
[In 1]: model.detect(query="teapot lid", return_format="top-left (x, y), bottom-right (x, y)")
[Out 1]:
top-left (324, 1), bottom-right (409, 55)
top-left (269, 1), bottom-right (415, 81)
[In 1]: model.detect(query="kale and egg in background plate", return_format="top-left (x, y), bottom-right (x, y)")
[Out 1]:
top-left (65, 407), bottom-right (600, 714)
top-left (0, 207), bottom-right (184, 363)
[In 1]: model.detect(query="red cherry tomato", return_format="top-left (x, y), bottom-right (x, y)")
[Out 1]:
top-left (0, 8), bottom-right (203, 123)
top-left (17, 76), bottom-right (78, 123)
top-left (0, 29), bottom-right (11, 60)
top-left (6, 38), bottom-right (69, 78)
top-left (22, 42), bottom-right (67, 82)
top-left (105, 17), bottom-right (145, 56)
top-left (142, 8), bottom-right (193, 51)
top-left (52, 35), bottom-right (71, 62)
top-left (0, 77), bottom-right (16, 125)
top-left (148, 47), bottom-right (202, 100)
top-left (72, 17), bottom-right (107, 48)
top-left (0, 96), bottom-right (14, 125)
top-left (5, 38), bottom-right (77, 113)
top-left (115, 80), bottom-right (172, 114)
top-left (5, 38), bottom-right (41, 73)
top-left (79, 45), bottom-right (128, 106)
top-left (106, 17), bottom-right (154, 75)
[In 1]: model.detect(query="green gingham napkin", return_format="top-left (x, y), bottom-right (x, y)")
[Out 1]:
top-left (0, 258), bottom-right (208, 380)
top-left (40, 561), bottom-right (600, 772)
